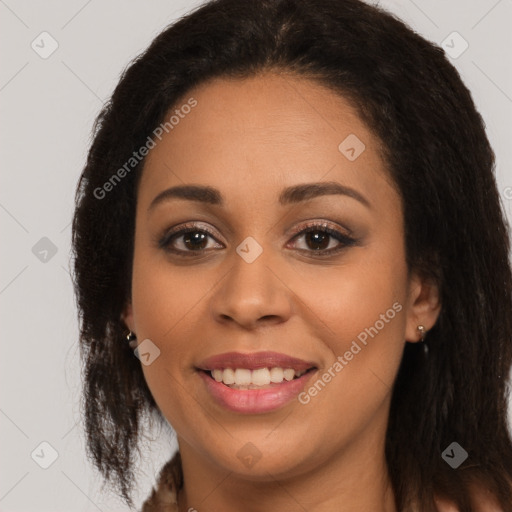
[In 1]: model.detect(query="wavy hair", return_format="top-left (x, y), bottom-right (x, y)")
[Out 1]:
top-left (71, 0), bottom-right (512, 509)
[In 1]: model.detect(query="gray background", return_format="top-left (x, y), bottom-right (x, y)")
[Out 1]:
top-left (1, 0), bottom-right (511, 510)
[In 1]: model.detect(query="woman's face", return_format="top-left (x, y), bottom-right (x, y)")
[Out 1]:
top-left (124, 72), bottom-right (439, 481)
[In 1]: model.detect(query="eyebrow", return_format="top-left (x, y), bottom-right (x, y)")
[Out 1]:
top-left (148, 181), bottom-right (371, 211)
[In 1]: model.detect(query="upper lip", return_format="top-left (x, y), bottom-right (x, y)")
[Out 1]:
top-left (197, 351), bottom-right (318, 371)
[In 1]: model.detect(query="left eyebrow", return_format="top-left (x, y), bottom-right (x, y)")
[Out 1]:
top-left (278, 181), bottom-right (371, 208)
top-left (148, 180), bottom-right (371, 212)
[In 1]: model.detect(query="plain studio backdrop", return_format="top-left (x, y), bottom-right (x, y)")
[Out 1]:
top-left (1, 0), bottom-right (511, 510)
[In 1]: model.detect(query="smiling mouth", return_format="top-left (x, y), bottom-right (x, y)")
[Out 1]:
top-left (199, 367), bottom-right (317, 389)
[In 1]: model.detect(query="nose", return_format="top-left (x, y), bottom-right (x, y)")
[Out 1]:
top-left (209, 246), bottom-right (293, 330)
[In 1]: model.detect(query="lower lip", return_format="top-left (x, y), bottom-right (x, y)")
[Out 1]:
top-left (198, 369), bottom-right (317, 414)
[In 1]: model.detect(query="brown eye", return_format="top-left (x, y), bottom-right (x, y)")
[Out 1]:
top-left (288, 223), bottom-right (357, 256)
top-left (180, 230), bottom-right (209, 251)
top-left (158, 221), bottom-right (357, 258)
top-left (302, 229), bottom-right (331, 250)
top-left (159, 224), bottom-right (223, 256)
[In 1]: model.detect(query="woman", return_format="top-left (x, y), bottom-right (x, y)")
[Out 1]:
top-left (71, 0), bottom-right (512, 510)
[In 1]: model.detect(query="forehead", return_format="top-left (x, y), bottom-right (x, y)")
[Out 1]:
top-left (138, 72), bottom-right (394, 211)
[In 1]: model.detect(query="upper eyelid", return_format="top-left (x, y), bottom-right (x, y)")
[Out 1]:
top-left (158, 222), bottom-right (221, 247)
top-left (162, 219), bottom-right (350, 239)
top-left (286, 219), bottom-right (353, 238)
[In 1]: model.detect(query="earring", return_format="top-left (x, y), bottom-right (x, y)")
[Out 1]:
top-left (126, 331), bottom-right (137, 349)
top-left (417, 324), bottom-right (427, 342)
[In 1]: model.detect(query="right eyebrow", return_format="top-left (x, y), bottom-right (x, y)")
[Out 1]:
top-left (148, 185), bottom-right (222, 212)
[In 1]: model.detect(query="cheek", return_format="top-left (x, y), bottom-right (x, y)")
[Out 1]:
top-left (292, 246), bottom-right (408, 352)
top-left (315, 269), bottom-right (406, 352)
top-left (290, 246), bottom-right (408, 422)
top-left (129, 241), bottom-right (201, 390)
top-left (130, 251), bottom-right (202, 439)
top-left (130, 241), bottom-right (210, 340)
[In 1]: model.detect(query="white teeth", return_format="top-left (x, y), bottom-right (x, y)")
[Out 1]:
top-left (283, 369), bottom-right (295, 381)
top-left (234, 368), bottom-right (251, 386)
top-left (209, 367), bottom-right (310, 387)
top-left (269, 367), bottom-right (284, 383)
top-left (252, 368), bottom-right (270, 386)
top-left (222, 368), bottom-right (235, 385)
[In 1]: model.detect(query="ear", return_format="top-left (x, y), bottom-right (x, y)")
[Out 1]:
top-left (121, 302), bottom-right (136, 334)
top-left (404, 272), bottom-right (441, 342)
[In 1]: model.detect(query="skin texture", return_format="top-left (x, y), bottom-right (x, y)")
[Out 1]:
top-left (124, 72), bottom-right (441, 512)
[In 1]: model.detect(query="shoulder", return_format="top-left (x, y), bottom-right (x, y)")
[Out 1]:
top-left (434, 484), bottom-right (504, 512)
top-left (141, 451), bottom-right (182, 512)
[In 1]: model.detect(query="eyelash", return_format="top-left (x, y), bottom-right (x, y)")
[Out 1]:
top-left (157, 221), bottom-right (357, 258)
